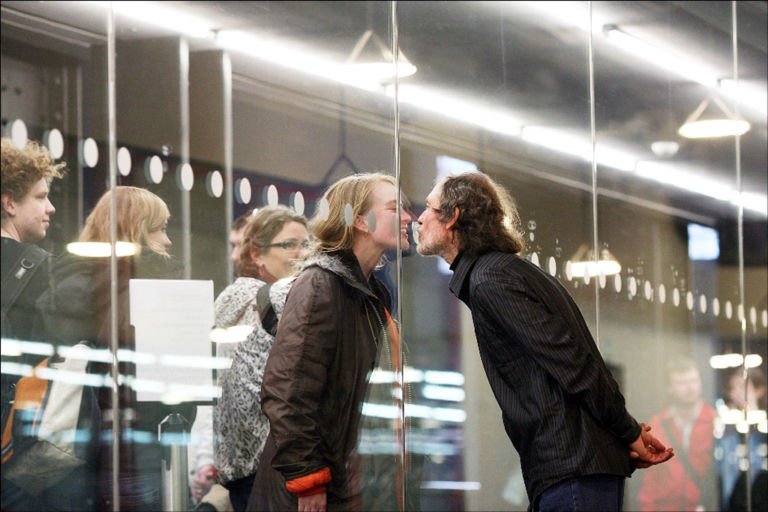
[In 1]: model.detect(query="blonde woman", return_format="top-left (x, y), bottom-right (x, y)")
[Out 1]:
top-left (249, 173), bottom-right (413, 512)
top-left (38, 185), bottom-right (182, 511)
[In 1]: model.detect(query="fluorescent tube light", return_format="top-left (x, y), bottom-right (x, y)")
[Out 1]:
top-left (388, 84), bottom-right (523, 136)
top-left (87, 1), bottom-right (214, 39)
top-left (216, 30), bottom-right (383, 92)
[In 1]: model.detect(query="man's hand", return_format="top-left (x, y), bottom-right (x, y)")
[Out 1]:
top-left (629, 423), bottom-right (674, 468)
top-left (191, 463), bottom-right (217, 500)
top-left (298, 491), bottom-right (326, 512)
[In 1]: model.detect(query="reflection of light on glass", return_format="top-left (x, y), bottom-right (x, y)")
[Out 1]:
top-left (404, 367), bottom-right (424, 383)
top-left (43, 128), bottom-right (64, 159)
top-left (422, 481), bottom-right (481, 491)
top-left (362, 402), bottom-right (467, 423)
top-left (117, 146), bottom-right (132, 176)
top-left (709, 353), bottom-right (763, 369)
top-left (145, 155), bottom-right (164, 184)
top-left (710, 354), bottom-right (744, 369)
top-left (422, 384), bottom-right (465, 402)
top-left (116, 348), bottom-right (156, 365)
top-left (317, 198), bottom-right (330, 221)
top-left (81, 137), bottom-right (99, 168)
top-left (176, 163), bottom-right (194, 191)
top-left (10, 119), bottom-right (28, 149)
top-left (235, 178), bottom-right (251, 204)
top-left (210, 325), bottom-right (254, 344)
top-left (391, 85), bottom-right (523, 137)
top-left (66, 241), bottom-right (139, 258)
top-left (343, 204), bottom-right (354, 227)
top-left (34, 367), bottom-right (107, 388)
top-left (603, 26), bottom-right (718, 87)
top-left (160, 354), bottom-right (231, 369)
top-left (87, 1), bottom-right (215, 39)
top-left (679, 119), bottom-right (750, 139)
top-left (424, 370), bottom-right (465, 386)
top-left (206, 171), bottom-right (224, 198)
top-left (1, 339), bottom-right (55, 357)
top-left (217, 30), bottom-right (383, 92)
top-left (369, 369), bottom-right (395, 384)
top-left (1, 362), bottom-right (33, 376)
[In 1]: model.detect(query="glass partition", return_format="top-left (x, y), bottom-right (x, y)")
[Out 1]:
top-left (1, 1), bottom-right (765, 511)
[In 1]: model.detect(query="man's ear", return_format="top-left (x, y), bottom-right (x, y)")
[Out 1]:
top-left (445, 206), bottom-right (460, 230)
top-left (1, 194), bottom-right (15, 217)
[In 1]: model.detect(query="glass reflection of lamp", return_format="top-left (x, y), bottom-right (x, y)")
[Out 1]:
top-left (66, 241), bottom-right (139, 258)
top-left (345, 29), bottom-right (417, 83)
top-left (568, 244), bottom-right (621, 278)
top-left (678, 94), bottom-right (750, 139)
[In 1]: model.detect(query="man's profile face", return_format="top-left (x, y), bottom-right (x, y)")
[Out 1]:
top-left (416, 182), bottom-right (452, 257)
top-left (667, 368), bottom-right (702, 407)
top-left (229, 227), bottom-right (245, 264)
top-left (2, 177), bottom-right (56, 243)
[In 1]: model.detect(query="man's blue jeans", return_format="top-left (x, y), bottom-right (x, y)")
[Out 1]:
top-left (536, 474), bottom-right (625, 512)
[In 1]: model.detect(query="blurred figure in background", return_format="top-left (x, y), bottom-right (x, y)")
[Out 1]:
top-left (37, 185), bottom-right (183, 510)
top-left (637, 356), bottom-right (717, 511)
top-left (208, 206), bottom-right (309, 512)
top-left (716, 367), bottom-right (768, 511)
top-left (229, 210), bottom-right (252, 267)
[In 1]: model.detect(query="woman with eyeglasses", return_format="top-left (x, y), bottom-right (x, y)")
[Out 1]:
top-left (210, 205), bottom-right (309, 512)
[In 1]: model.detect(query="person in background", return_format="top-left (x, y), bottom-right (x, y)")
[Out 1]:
top-left (717, 367), bottom-right (768, 511)
top-left (188, 208), bottom-right (253, 506)
top-left (414, 171), bottom-right (673, 512)
top-left (37, 185), bottom-right (183, 511)
top-left (250, 172), bottom-right (413, 512)
top-left (1, 137), bottom-right (65, 510)
top-left (229, 210), bottom-right (252, 266)
top-left (637, 356), bottom-right (717, 511)
top-left (210, 205), bottom-right (310, 512)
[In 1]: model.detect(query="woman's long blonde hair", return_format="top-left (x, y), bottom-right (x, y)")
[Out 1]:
top-left (311, 172), bottom-right (395, 253)
top-left (78, 186), bottom-right (171, 256)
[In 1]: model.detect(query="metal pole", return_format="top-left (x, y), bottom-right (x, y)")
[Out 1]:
top-left (159, 412), bottom-right (191, 512)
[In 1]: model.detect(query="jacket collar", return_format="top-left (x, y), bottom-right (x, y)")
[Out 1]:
top-left (300, 249), bottom-right (379, 299)
top-left (448, 251), bottom-right (479, 303)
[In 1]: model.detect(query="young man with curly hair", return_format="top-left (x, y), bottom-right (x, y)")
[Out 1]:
top-left (1, 137), bottom-right (65, 510)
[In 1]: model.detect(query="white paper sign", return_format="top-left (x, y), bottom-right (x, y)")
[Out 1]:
top-left (129, 279), bottom-right (215, 403)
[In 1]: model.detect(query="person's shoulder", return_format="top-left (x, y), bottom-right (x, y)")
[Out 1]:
top-left (134, 250), bottom-right (184, 279)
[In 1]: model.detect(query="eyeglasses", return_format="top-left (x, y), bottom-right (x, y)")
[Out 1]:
top-left (265, 239), bottom-right (311, 250)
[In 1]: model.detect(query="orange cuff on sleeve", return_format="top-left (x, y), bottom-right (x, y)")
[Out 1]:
top-left (285, 467), bottom-right (332, 495)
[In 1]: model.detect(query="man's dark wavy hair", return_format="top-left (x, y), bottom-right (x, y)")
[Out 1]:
top-left (438, 171), bottom-right (525, 256)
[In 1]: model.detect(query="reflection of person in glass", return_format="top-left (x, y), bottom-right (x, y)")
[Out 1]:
top-left (1, 137), bottom-right (66, 511)
top-left (637, 356), bottom-right (717, 511)
top-left (229, 210), bottom-right (252, 266)
top-left (250, 173), bottom-right (412, 512)
top-left (37, 185), bottom-right (183, 510)
top-left (212, 206), bottom-right (309, 512)
top-left (716, 368), bottom-right (768, 511)
top-left (415, 171), bottom-right (673, 511)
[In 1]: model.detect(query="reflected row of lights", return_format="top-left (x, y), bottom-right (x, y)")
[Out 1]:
top-left (715, 403), bottom-right (768, 435)
top-left (710, 353), bottom-right (763, 370)
top-left (76, 1), bottom-right (767, 217)
top-left (527, 252), bottom-right (768, 327)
